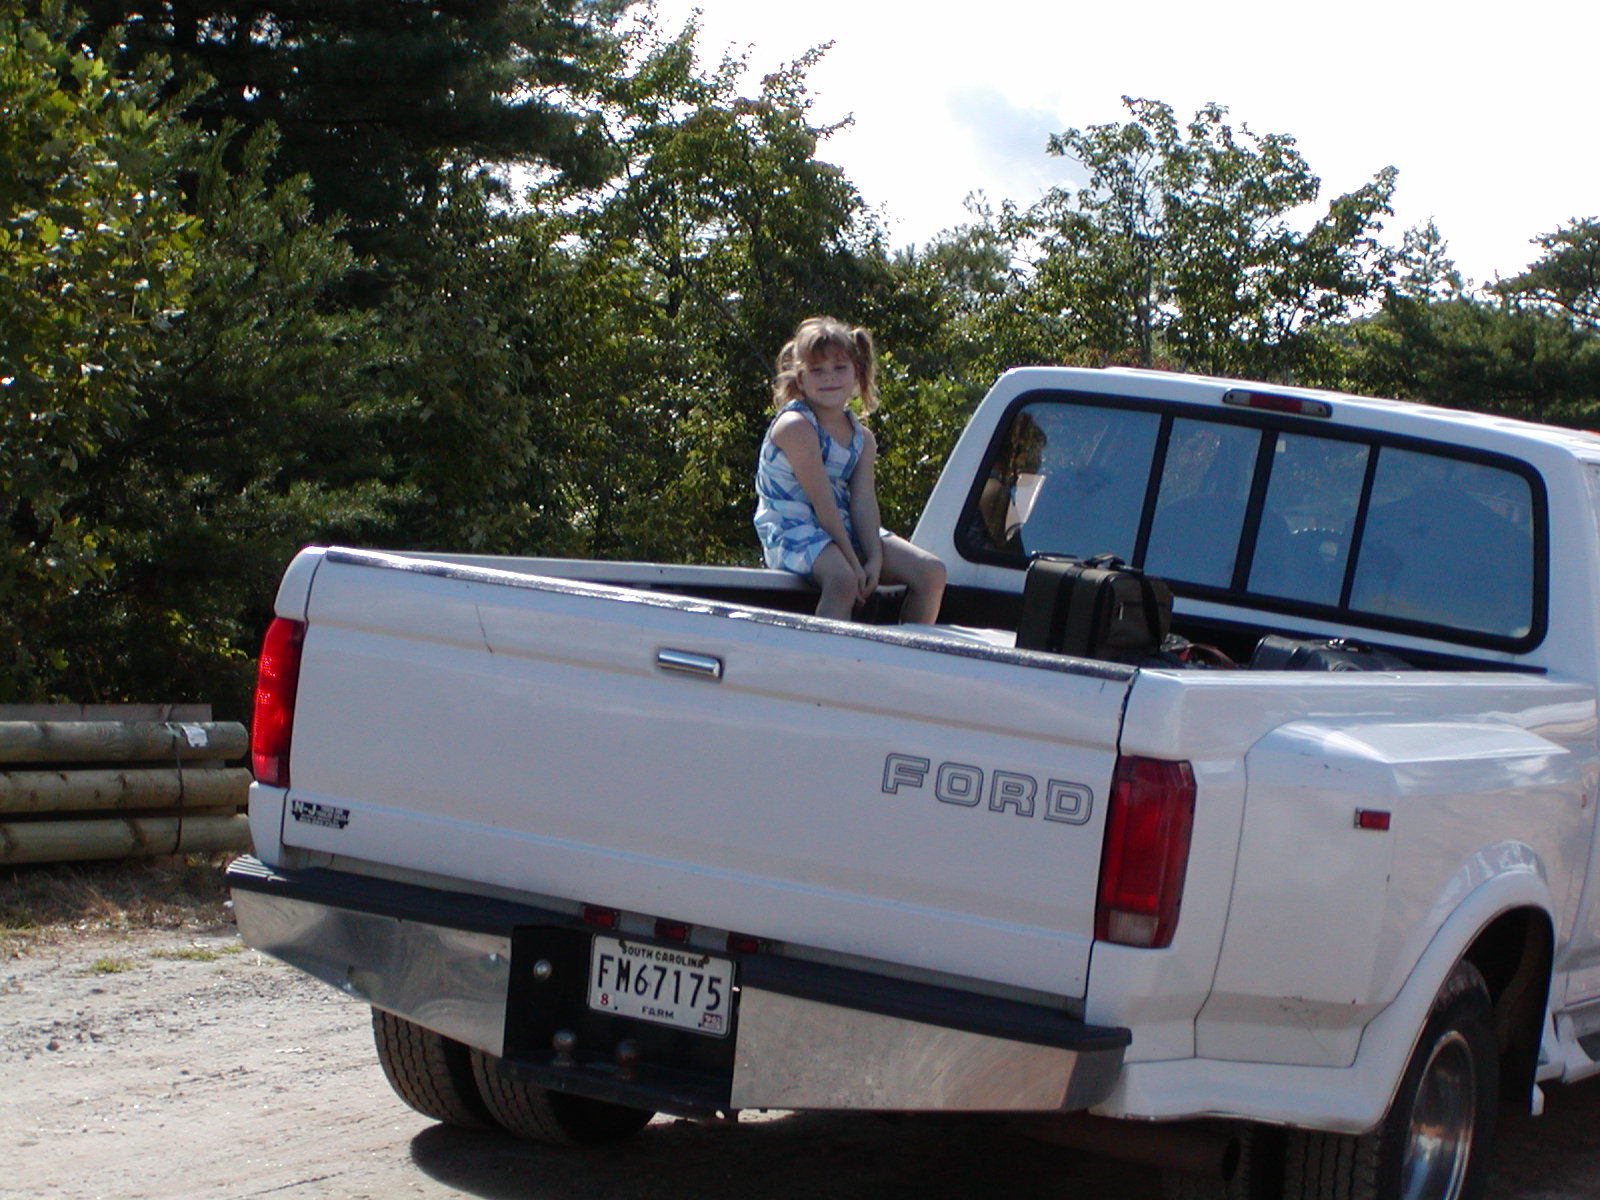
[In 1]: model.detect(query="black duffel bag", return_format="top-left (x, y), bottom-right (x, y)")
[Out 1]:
top-left (1016, 554), bottom-right (1173, 662)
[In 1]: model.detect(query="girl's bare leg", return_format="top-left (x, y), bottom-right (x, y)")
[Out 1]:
top-left (809, 544), bottom-right (860, 620)
top-left (879, 535), bottom-right (946, 624)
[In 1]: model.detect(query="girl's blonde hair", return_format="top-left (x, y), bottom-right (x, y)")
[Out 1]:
top-left (772, 317), bottom-right (879, 414)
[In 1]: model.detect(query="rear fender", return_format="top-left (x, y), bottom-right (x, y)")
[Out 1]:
top-left (1101, 869), bottom-right (1555, 1130)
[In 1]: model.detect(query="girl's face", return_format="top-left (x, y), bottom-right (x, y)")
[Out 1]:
top-left (798, 348), bottom-right (859, 411)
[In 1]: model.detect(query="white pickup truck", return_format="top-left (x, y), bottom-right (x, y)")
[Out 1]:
top-left (228, 367), bottom-right (1600, 1200)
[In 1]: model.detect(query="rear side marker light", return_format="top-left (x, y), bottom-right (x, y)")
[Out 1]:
top-left (1356, 809), bottom-right (1392, 831)
top-left (1096, 756), bottom-right (1196, 949)
top-left (251, 618), bottom-right (305, 788)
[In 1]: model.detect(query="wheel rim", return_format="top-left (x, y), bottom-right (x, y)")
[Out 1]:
top-left (1401, 1029), bottom-right (1476, 1200)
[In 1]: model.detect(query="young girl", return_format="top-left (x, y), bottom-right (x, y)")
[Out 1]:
top-left (753, 317), bottom-right (946, 623)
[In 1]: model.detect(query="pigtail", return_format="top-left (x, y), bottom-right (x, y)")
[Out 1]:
top-left (772, 336), bottom-right (803, 410)
top-left (852, 328), bottom-right (879, 415)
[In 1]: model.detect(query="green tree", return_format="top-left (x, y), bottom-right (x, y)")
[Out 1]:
top-left (996, 98), bottom-right (1398, 380)
top-left (1340, 217), bottom-right (1600, 424)
top-left (0, 4), bottom-right (201, 697)
top-left (50, 127), bottom-right (403, 712)
top-left (65, 0), bottom-right (627, 258)
top-left (1494, 217), bottom-right (1600, 331)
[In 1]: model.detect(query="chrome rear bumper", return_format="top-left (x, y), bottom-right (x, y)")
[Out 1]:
top-left (228, 856), bottom-right (1127, 1115)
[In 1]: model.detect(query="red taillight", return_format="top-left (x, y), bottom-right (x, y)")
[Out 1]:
top-left (1096, 756), bottom-right (1196, 949)
top-left (251, 618), bottom-right (305, 788)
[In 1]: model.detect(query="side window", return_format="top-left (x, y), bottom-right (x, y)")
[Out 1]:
top-left (1249, 434), bottom-right (1369, 605)
top-left (1349, 449), bottom-right (1535, 637)
top-left (1144, 420), bottom-right (1261, 587)
top-left (976, 402), bottom-right (1160, 561)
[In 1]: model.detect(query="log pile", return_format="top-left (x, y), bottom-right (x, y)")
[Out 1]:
top-left (0, 704), bottom-right (252, 865)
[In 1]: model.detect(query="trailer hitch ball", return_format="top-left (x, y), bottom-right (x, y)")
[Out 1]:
top-left (616, 1039), bottom-right (640, 1082)
top-left (552, 1029), bottom-right (578, 1068)
top-left (532, 959), bottom-right (554, 981)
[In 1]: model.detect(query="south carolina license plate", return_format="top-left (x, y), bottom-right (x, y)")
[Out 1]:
top-left (587, 936), bottom-right (734, 1038)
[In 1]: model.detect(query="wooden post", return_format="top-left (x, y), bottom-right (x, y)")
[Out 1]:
top-left (0, 766), bottom-right (251, 813)
top-left (0, 813), bottom-right (251, 865)
top-left (0, 706), bottom-right (252, 864)
top-left (0, 720), bottom-right (248, 764)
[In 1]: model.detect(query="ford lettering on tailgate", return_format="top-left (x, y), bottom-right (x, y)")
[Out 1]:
top-left (882, 753), bottom-right (1094, 825)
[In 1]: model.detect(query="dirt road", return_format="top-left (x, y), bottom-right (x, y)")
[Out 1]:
top-left (3, 926), bottom-right (1598, 1200)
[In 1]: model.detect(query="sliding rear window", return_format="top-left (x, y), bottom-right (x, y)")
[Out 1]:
top-left (959, 392), bottom-right (1547, 650)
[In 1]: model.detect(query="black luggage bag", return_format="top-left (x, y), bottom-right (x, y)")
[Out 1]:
top-left (1250, 634), bottom-right (1410, 672)
top-left (1016, 554), bottom-right (1173, 661)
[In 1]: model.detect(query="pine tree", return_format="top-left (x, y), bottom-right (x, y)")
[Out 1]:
top-left (66, 0), bottom-right (626, 257)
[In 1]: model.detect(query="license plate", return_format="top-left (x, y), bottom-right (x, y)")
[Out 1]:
top-left (587, 936), bottom-right (735, 1038)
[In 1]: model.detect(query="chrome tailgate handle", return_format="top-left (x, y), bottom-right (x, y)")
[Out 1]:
top-left (656, 649), bottom-right (724, 681)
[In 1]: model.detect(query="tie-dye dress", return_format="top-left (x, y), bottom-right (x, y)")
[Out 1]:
top-left (753, 399), bottom-right (864, 573)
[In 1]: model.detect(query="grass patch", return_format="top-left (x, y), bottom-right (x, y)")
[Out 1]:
top-left (149, 942), bottom-right (243, 963)
top-left (87, 955), bottom-right (140, 974)
top-left (1, 853), bottom-right (237, 958)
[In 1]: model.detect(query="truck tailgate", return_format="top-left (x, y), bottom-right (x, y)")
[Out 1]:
top-left (279, 551), bottom-right (1130, 999)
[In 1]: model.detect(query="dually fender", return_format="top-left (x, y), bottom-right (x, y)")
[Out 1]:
top-left (1099, 864), bottom-right (1555, 1131)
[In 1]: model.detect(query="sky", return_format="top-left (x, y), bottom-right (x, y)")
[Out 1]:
top-left (648, 0), bottom-right (1596, 288)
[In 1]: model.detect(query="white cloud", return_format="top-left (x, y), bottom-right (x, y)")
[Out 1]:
top-left (946, 85), bottom-right (1087, 204)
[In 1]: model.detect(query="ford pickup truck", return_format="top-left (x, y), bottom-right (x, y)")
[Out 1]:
top-left (228, 366), bottom-right (1600, 1200)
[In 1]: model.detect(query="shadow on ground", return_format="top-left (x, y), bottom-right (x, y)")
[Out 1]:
top-left (408, 1110), bottom-right (1164, 1200)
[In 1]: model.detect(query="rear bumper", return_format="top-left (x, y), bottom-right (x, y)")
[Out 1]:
top-left (227, 856), bottom-right (1128, 1116)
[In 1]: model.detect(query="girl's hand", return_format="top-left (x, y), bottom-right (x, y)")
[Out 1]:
top-left (859, 554), bottom-right (882, 602)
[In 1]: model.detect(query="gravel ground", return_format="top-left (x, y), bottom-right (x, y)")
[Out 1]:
top-left (3, 926), bottom-right (1599, 1200)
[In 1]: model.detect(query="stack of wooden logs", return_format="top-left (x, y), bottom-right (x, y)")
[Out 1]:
top-left (0, 704), bottom-right (252, 865)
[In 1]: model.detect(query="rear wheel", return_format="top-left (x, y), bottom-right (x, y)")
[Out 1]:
top-left (1283, 960), bottom-right (1497, 1200)
top-left (371, 1009), bottom-right (495, 1129)
top-left (468, 1047), bottom-right (655, 1146)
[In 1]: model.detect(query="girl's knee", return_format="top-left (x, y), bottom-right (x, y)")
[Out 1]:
top-left (901, 548), bottom-right (946, 592)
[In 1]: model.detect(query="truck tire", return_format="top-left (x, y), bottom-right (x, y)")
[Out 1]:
top-left (1283, 960), bottom-right (1497, 1200)
top-left (468, 1047), bottom-right (655, 1146)
top-left (371, 1008), bottom-right (496, 1129)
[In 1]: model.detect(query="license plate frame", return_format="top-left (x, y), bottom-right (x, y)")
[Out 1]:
top-left (587, 935), bottom-right (735, 1038)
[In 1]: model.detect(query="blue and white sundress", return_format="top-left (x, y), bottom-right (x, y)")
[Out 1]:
top-left (753, 399), bottom-right (865, 574)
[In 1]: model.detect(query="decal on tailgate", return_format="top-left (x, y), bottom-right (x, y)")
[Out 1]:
top-left (881, 754), bottom-right (1093, 825)
top-left (290, 800), bottom-right (351, 830)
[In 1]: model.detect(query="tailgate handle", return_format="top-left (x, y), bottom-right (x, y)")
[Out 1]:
top-left (656, 649), bottom-right (724, 682)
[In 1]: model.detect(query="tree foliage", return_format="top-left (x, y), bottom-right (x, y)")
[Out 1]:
top-left (1344, 219), bottom-right (1600, 424)
top-left (1494, 218), bottom-right (1600, 330)
top-left (64, 0), bottom-right (626, 258)
top-left (963, 98), bottom-right (1398, 380)
top-left (1, 3), bottom-right (202, 696)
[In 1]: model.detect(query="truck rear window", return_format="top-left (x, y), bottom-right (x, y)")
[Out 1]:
top-left (962, 394), bottom-right (1545, 649)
